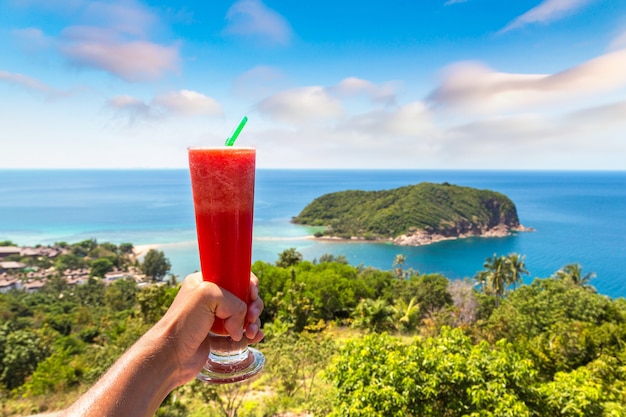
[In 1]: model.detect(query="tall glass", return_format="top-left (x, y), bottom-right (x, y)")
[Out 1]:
top-left (188, 146), bottom-right (264, 384)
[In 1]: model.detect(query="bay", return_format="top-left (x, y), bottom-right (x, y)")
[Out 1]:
top-left (1, 169), bottom-right (625, 298)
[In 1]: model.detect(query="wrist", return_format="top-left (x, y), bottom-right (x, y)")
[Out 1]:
top-left (139, 321), bottom-right (183, 393)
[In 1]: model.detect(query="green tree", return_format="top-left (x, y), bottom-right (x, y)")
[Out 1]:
top-left (554, 263), bottom-right (596, 291)
top-left (537, 366), bottom-right (605, 416)
top-left (276, 248), bottom-right (303, 268)
top-left (409, 273), bottom-right (452, 317)
top-left (71, 239), bottom-right (98, 258)
top-left (273, 282), bottom-right (315, 333)
top-left (486, 276), bottom-right (621, 377)
top-left (141, 249), bottom-right (171, 282)
top-left (74, 277), bottom-right (106, 307)
top-left (327, 329), bottom-right (540, 417)
top-left (119, 242), bottom-right (134, 254)
top-left (252, 260), bottom-right (292, 323)
top-left (392, 254), bottom-right (407, 279)
top-left (137, 284), bottom-right (177, 324)
top-left (506, 252), bottom-right (529, 290)
top-left (22, 349), bottom-right (83, 396)
top-left (1, 329), bottom-right (49, 390)
top-left (391, 296), bottom-right (420, 333)
top-left (266, 331), bottom-right (336, 400)
top-left (105, 279), bottom-right (138, 312)
top-left (317, 253), bottom-right (348, 264)
top-left (54, 253), bottom-right (88, 271)
top-left (352, 298), bottom-right (394, 333)
top-left (474, 269), bottom-right (489, 292)
top-left (42, 275), bottom-right (69, 294)
top-left (296, 262), bottom-right (368, 321)
top-left (477, 253), bottom-right (508, 307)
top-left (90, 257), bottom-right (114, 278)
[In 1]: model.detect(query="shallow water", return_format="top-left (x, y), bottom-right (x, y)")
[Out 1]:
top-left (1, 169), bottom-right (624, 297)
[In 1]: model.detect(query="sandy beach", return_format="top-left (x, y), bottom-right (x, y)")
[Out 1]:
top-left (133, 243), bottom-right (162, 257)
top-left (133, 241), bottom-right (198, 258)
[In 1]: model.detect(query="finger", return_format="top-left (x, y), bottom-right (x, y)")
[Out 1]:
top-left (216, 291), bottom-right (247, 341)
top-left (246, 296), bottom-right (264, 324)
top-left (183, 271), bottom-right (203, 290)
top-left (249, 273), bottom-right (259, 301)
top-left (247, 328), bottom-right (264, 345)
top-left (244, 317), bottom-right (261, 340)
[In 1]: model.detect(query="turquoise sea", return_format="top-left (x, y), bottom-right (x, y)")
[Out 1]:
top-left (1, 170), bottom-right (625, 298)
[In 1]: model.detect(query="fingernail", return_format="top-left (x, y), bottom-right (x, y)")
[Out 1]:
top-left (231, 328), bottom-right (244, 342)
top-left (247, 322), bottom-right (259, 335)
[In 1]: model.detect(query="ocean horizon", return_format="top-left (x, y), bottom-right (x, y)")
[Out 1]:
top-left (1, 169), bottom-right (625, 298)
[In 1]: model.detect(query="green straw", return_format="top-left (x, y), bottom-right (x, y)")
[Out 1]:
top-left (225, 115), bottom-right (248, 146)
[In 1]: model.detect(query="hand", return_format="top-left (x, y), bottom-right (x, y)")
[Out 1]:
top-left (62, 272), bottom-right (264, 417)
top-left (151, 272), bottom-right (265, 386)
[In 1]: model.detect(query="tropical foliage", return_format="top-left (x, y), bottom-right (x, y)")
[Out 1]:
top-left (292, 182), bottom-right (521, 239)
top-left (1, 245), bottom-right (626, 417)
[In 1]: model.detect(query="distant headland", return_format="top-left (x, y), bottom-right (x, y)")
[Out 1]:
top-left (292, 182), bottom-right (534, 246)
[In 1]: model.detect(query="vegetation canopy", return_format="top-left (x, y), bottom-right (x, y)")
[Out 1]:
top-left (1, 244), bottom-right (625, 417)
top-left (292, 182), bottom-right (522, 240)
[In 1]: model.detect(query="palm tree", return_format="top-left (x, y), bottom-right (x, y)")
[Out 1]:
top-left (391, 297), bottom-right (420, 333)
top-left (505, 253), bottom-right (529, 291)
top-left (392, 254), bottom-right (407, 279)
top-left (554, 263), bottom-right (596, 291)
top-left (352, 298), bottom-right (394, 333)
top-left (481, 253), bottom-right (508, 307)
top-left (473, 270), bottom-right (489, 292)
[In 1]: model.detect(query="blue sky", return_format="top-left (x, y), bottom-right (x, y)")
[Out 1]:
top-left (1, 0), bottom-right (625, 169)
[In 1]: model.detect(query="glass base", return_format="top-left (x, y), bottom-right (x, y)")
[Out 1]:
top-left (196, 347), bottom-right (265, 384)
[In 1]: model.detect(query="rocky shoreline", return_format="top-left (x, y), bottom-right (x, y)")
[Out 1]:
top-left (391, 224), bottom-right (535, 246)
top-left (313, 224), bottom-right (535, 247)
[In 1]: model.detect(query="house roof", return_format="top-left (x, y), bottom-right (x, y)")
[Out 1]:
top-left (0, 246), bottom-right (21, 255)
top-left (0, 261), bottom-right (27, 269)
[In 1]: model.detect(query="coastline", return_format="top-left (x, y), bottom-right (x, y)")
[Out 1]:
top-left (133, 240), bottom-right (197, 257)
top-left (135, 224), bottom-right (536, 255)
top-left (133, 243), bottom-right (162, 257)
top-left (307, 224), bottom-right (535, 247)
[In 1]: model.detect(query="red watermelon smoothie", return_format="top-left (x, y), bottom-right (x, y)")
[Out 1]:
top-left (188, 146), bottom-right (264, 383)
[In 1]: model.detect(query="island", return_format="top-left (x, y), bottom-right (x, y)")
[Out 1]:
top-left (292, 182), bottom-right (533, 246)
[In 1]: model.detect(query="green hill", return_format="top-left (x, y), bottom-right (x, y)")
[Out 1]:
top-left (292, 182), bottom-right (529, 245)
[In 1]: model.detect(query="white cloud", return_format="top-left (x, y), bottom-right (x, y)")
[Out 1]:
top-left (11, 28), bottom-right (52, 53)
top-left (428, 49), bottom-right (626, 114)
top-left (107, 95), bottom-right (158, 124)
top-left (437, 99), bottom-right (626, 169)
top-left (61, 37), bottom-right (179, 82)
top-left (609, 29), bottom-right (626, 51)
top-left (106, 90), bottom-right (223, 124)
top-left (256, 86), bottom-right (345, 123)
top-left (330, 77), bottom-right (399, 106)
top-left (339, 101), bottom-right (433, 137)
top-left (501, 0), bottom-right (594, 33)
top-left (0, 70), bottom-right (66, 98)
top-left (223, 0), bottom-right (293, 46)
top-left (80, 1), bottom-right (158, 38)
top-left (564, 99), bottom-right (626, 129)
top-left (12, 0), bottom-right (180, 82)
top-left (232, 65), bottom-right (286, 98)
top-left (152, 90), bottom-right (222, 116)
top-left (246, 58), bottom-right (626, 170)
top-left (249, 81), bottom-right (439, 168)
